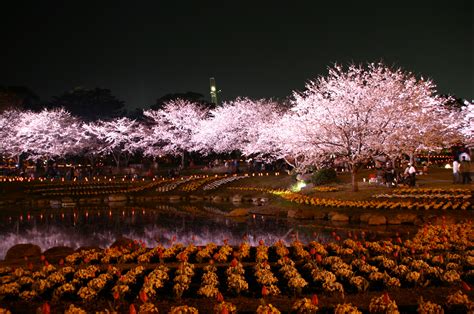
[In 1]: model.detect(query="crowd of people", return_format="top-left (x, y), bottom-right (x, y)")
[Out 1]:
top-left (374, 162), bottom-right (421, 188)
top-left (372, 157), bottom-right (471, 188)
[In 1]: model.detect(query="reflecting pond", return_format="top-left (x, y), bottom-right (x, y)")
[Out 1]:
top-left (0, 203), bottom-right (415, 259)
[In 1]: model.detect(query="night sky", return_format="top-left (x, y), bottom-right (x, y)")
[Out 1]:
top-left (1, 1), bottom-right (472, 109)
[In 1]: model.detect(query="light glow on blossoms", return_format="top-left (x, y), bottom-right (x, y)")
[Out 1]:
top-left (267, 63), bottom-right (456, 191)
top-left (0, 108), bottom-right (80, 161)
top-left (142, 99), bottom-right (209, 165)
top-left (460, 102), bottom-right (473, 147)
top-left (81, 117), bottom-right (142, 168)
top-left (194, 97), bottom-right (285, 156)
top-left (0, 62), bottom-right (470, 183)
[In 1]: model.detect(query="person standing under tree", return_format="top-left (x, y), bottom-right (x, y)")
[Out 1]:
top-left (452, 159), bottom-right (460, 184)
top-left (459, 156), bottom-right (471, 184)
top-left (404, 163), bottom-right (417, 187)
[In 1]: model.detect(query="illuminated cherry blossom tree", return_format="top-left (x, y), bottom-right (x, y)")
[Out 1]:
top-left (82, 117), bottom-right (142, 169)
top-left (385, 98), bottom-right (461, 162)
top-left (0, 109), bottom-right (26, 163)
top-left (142, 99), bottom-right (209, 167)
top-left (253, 112), bottom-right (310, 170)
top-left (75, 122), bottom-right (105, 168)
top-left (194, 98), bottom-right (285, 156)
top-left (283, 63), bottom-right (452, 191)
top-left (1, 108), bottom-right (81, 161)
top-left (1, 63), bottom-right (468, 182)
top-left (460, 101), bottom-right (473, 147)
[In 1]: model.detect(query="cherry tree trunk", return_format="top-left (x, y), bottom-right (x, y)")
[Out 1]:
top-left (124, 153), bottom-right (131, 168)
top-left (112, 153), bottom-right (121, 169)
top-left (351, 167), bottom-right (359, 192)
top-left (180, 152), bottom-right (185, 169)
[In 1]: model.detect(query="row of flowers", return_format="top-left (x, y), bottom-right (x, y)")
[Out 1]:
top-left (202, 175), bottom-right (248, 191)
top-left (179, 176), bottom-right (222, 192)
top-left (41, 190), bottom-right (129, 196)
top-left (37, 174), bottom-right (246, 196)
top-left (1, 291), bottom-right (469, 313)
top-left (373, 193), bottom-right (471, 200)
top-left (226, 258), bottom-right (248, 294)
top-left (313, 186), bottom-right (340, 192)
top-left (197, 263), bottom-right (219, 298)
top-left (31, 179), bottom-right (171, 196)
top-left (156, 177), bottom-right (195, 192)
top-left (21, 224), bottom-right (472, 270)
top-left (393, 188), bottom-right (472, 195)
top-left (227, 186), bottom-right (472, 210)
top-left (27, 180), bottom-right (138, 190)
top-left (30, 183), bottom-right (132, 193)
top-left (273, 190), bottom-right (471, 210)
top-left (172, 261), bottom-right (194, 298)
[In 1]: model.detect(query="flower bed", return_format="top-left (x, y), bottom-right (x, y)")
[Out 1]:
top-left (156, 177), bottom-right (195, 193)
top-left (25, 179), bottom-right (171, 196)
top-left (373, 188), bottom-right (472, 200)
top-left (0, 223), bottom-right (473, 313)
top-left (227, 186), bottom-right (472, 211)
top-left (202, 175), bottom-right (248, 191)
top-left (313, 186), bottom-right (340, 192)
top-left (179, 176), bottom-right (222, 192)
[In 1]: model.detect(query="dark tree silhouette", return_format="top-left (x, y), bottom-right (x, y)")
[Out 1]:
top-left (51, 87), bottom-right (125, 121)
top-left (0, 86), bottom-right (40, 112)
top-left (127, 107), bottom-right (146, 121)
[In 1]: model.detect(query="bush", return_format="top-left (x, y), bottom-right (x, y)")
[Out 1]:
top-left (311, 168), bottom-right (337, 185)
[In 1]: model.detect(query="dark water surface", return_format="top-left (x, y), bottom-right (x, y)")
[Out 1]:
top-left (0, 203), bottom-right (414, 259)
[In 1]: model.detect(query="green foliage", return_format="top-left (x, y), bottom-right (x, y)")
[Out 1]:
top-left (311, 168), bottom-right (337, 185)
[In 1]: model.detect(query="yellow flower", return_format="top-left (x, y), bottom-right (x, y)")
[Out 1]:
top-left (292, 298), bottom-right (318, 313)
top-left (214, 301), bottom-right (237, 314)
top-left (334, 303), bottom-right (362, 314)
top-left (256, 303), bottom-right (281, 314)
top-left (446, 290), bottom-right (471, 306)
top-left (169, 305), bottom-right (199, 314)
top-left (64, 303), bottom-right (87, 314)
top-left (417, 297), bottom-right (444, 314)
top-left (139, 302), bottom-right (159, 313)
top-left (0, 308), bottom-right (12, 314)
top-left (19, 290), bottom-right (37, 301)
top-left (369, 294), bottom-right (399, 314)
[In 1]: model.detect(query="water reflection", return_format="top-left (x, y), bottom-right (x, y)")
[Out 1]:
top-left (0, 205), bottom-right (331, 259)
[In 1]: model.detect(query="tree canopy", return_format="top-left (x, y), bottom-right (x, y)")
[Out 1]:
top-left (51, 87), bottom-right (125, 121)
top-left (0, 86), bottom-right (40, 112)
top-left (0, 62), bottom-right (471, 192)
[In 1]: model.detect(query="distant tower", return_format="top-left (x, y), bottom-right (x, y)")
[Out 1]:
top-left (209, 77), bottom-right (218, 106)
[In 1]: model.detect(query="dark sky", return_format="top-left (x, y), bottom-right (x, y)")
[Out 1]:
top-left (1, 1), bottom-right (472, 110)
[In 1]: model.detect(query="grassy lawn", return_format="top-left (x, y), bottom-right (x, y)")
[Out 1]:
top-left (221, 167), bottom-right (471, 201)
